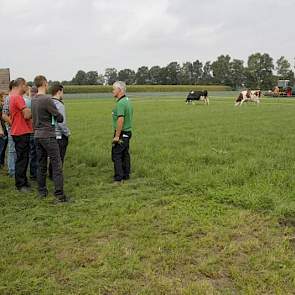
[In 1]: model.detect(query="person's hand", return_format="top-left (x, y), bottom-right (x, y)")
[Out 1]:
top-left (113, 136), bottom-right (120, 143)
top-left (0, 131), bottom-right (4, 137)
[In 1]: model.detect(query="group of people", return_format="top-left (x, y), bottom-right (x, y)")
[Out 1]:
top-left (0, 75), bottom-right (70, 202)
top-left (0, 77), bottom-right (133, 203)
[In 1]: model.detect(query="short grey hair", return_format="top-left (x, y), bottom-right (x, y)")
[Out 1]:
top-left (113, 81), bottom-right (126, 93)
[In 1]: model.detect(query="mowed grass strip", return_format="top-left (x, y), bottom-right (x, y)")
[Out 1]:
top-left (1, 94), bottom-right (295, 294)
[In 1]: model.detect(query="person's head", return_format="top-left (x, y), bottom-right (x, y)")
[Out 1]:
top-left (25, 86), bottom-right (31, 97)
top-left (14, 78), bottom-right (27, 95)
top-left (31, 86), bottom-right (38, 98)
top-left (112, 81), bottom-right (126, 99)
top-left (51, 83), bottom-right (64, 100)
top-left (9, 80), bottom-right (15, 92)
top-left (34, 75), bottom-right (48, 93)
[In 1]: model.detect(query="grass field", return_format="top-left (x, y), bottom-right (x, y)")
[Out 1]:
top-left (1, 92), bottom-right (295, 294)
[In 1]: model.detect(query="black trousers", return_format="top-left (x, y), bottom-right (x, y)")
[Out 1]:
top-left (112, 131), bottom-right (132, 181)
top-left (0, 135), bottom-right (8, 166)
top-left (29, 134), bottom-right (38, 178)
top-left (35, 137), bottom-right (64, 197)
top-left (48, 135), bottom-right (69, 179)
top-left (12, 134), bottom-right (31, 189)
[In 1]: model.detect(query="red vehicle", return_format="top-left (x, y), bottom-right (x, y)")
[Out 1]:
top-left (265, 80), bottom-right (295, 97)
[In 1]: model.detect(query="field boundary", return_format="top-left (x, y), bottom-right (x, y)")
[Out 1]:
top-left (63, 85), bottom-right (231, 94)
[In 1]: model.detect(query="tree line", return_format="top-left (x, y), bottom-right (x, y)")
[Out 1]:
top-left (54, 53), bottom-right (295, 90)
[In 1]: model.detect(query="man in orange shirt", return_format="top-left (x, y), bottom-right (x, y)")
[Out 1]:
top-left (9, 78), bottom-right (33, 192)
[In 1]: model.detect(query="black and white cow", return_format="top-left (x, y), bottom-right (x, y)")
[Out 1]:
top-left (186, 90), bottom-right (209, 105)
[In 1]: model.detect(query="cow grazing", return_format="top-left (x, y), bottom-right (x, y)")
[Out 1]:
top-left (235, 90), bottom-right (261, 106)
top-left (186, 90), bottom-right (209, 105)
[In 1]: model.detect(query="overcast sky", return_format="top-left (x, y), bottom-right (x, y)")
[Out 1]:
top-left (0, 0), bottom-right (294, 81)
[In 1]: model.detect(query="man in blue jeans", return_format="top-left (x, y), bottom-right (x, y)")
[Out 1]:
top-left (2, 81), bottom-right (17, 177)
top-left (0, 108), bottom-right (6, 159)
top-left (0, 93), bottom-right (7, 168)
top-left (0, 92), bottom-right (8, 168)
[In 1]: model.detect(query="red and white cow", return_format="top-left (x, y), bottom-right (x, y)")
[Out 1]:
top-left (235, 90), bottom-right (261, 106)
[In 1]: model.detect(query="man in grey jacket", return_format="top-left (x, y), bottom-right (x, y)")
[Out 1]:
top-left (32, 75), bottom-right (68, 202)
top-left (48, 84), bottom-right (70, 179)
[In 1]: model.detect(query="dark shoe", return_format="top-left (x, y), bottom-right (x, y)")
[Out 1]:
top-left (25, 183), bottom-right (31, 188)
top-left (54, 195), bottom-right (70, 204)
top-left (38, 189), bottom-right (48, 198)
top-left (17, 186), bottom-right (32, 193)
top-left (123, 175), bottom-right (130, 180)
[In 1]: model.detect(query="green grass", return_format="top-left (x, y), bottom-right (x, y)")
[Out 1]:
top-left (1, 93), bottom-right (295, 294)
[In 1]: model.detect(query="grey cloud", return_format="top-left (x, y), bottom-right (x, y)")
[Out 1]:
top-left (0, 0), bottom-right (294, 80)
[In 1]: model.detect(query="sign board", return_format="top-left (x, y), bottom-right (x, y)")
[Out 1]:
top-left (0, 68), bottom-right (10, 93)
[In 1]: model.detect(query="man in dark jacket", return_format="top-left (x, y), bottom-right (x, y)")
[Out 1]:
top-left (31, 75), bottom-right (68, 202)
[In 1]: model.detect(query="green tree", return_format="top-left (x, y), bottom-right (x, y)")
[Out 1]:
top-left (211, 55), bottom-right (232, 85)
top-left (276, 56), bottom-right (294, 82)
top-left (135, 66), bottom-right (150, 84)
top-left (246, 53), bottom-right (274, 89)
top-left (159, 67), bottom-right (169, 84)
top-left (86, 71), bottom-right (99, 85)
top-left (192, 60), bottom-right (203, 84)
top-left (72, 70), bottom-right (87, 85)
top-left (104, 68), bottom-right (118, 85)
top-left (180, 62), bottom-right (193, 84)
top-left (166, 62), bottom-right (181, 85)
top-left (277, 56), bottom-right (291, 78)
top-left (118, 69), bottom-right (136, 85)
top-left (149, 66), bottom-right (162, 84)
top-left (201, 61), bottom-right (213, 84)
top-left (230, 59), bottom-right (246, 90)
top-left (97, 74), bottom-right (105, 85)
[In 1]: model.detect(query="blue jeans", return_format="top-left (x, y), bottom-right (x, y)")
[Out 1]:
top-left (7, 132), bottom-right (16, 176)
